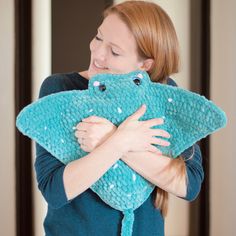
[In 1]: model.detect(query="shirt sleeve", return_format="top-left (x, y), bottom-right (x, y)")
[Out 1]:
top-left (167, 77), bottom-right (204, 201)
top-left (34, 75), bottom-right (70, 209)
top-left (181, 144), bottom-right (204, 201)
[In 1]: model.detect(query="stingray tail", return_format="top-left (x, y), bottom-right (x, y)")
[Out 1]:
top-left (121, 210), bottom-right (135, 236)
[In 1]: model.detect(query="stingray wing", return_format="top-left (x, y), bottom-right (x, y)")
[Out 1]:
top-left (149, 83), bottom-right (227, 157)
top-left (16, 90), bottom-right (97, 163)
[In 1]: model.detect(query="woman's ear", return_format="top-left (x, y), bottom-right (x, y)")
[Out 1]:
top-left (139, 58), bottom-right (154, 71)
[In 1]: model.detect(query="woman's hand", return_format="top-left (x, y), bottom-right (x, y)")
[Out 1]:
top-left (75, 116), bottom-right (117, 152)
top-left (75, 104), bottom-right (171, 154)
top-left (113, 104), bottom-right (171, 153)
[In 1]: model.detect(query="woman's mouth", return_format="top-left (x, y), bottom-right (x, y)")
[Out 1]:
top-left (93, 60), bottom-right (108, 70)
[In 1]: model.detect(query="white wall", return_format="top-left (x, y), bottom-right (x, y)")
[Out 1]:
top-left (32, 1), bottom-right (51, 236)
top-left (210, 0), bottom-right (236, 235)
top-left (0, 0), bottom-right (16, 235)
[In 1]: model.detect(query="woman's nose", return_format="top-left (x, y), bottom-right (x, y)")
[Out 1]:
top-left (93, 43), bottom-right (107, 61)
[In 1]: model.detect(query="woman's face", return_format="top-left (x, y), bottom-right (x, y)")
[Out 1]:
top-left (87, 13), bottom-right (145, 78)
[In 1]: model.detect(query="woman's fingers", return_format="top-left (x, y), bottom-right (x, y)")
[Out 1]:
top-left (76, 122), bottom-right (90, 131)
top-left (150, 129), bottom-right (170, 138)
top-left (76, 136), bottom-right (84, 144)
top-left (80, 143), bottom-right (90, 152)
top-left (75, 130), bottom-right (86, 145)
top-left (128, 104), bottom-right (147, 121)
top-left (150, 137), bottom-right (170, 146)
top-left (143, 118), bottom-right (164, 127)
top-left (74, 130), bottom-right (86, 138)
top-left (82, 116), bottom-right (110, 124)
top-left (146, 136), bottom-right (171, 154)
top-left (142, 118), bottom-right (171, 138)
top-left (147, 144), bottom-right (162, 154)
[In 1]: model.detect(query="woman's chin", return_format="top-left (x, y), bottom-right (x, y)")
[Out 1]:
top-left (88, 68), bottom-right (110, 78)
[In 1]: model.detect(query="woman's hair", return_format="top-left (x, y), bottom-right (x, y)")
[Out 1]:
top-left (103, 0), bottom-right (185, 217)
top-left (103, 0), bottom-right (180, 83)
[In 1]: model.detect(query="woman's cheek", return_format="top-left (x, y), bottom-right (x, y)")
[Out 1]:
top-left (109, 66), bottom-right (128, 74)
top-left (111, 62), bottom-right (135, 74)
top-left (89, 39), bottom-right (97, 52)
top-left (106, 60), bottom-right (122, 74)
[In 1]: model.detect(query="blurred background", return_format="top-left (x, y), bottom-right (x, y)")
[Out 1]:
top-left (0, 0), bottom-right (235, 235)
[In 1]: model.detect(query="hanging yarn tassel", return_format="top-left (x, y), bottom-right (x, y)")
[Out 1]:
top-left (121, 210), bottom-right (135, 236)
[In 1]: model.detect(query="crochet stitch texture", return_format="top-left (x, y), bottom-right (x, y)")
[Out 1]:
top-left (16, 70), bottom-right (226, 236)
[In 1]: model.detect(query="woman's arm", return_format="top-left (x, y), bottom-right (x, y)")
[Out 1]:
top-left (35, 133), bottom-right (127, 208)
top-left (121, 152), bottom-right (187, 198)
top-left (121, 144), bottom-right (204, 200)
top-left (63, 133), bottom-right (127, 200)
top-left (77, 115), bottom-right (203, 201)
top-left (64, 105), bottom-right (166, 200)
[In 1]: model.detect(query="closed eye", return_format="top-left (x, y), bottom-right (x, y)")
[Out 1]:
top-left (95, 36), bottom-right (102, 41)
top-left (111, 50), bottom-right (120, 56)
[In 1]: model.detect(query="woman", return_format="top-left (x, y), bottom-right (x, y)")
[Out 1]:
top-left (35, 1), bottom-right (204, 235)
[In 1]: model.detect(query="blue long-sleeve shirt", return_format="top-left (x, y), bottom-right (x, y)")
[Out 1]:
top-left (35, 72), bottom-right (204, 236)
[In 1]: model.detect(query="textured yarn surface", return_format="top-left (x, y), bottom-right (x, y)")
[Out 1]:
top-left (16, 70), bottom-right (227, 236)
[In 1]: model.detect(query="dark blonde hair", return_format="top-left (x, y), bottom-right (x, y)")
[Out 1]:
top-left (103, 0), bottom-right (186, 216)
top-left (103, 0), bottom-right (180, 83)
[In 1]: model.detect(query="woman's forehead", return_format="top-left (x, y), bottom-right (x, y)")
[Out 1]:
top-left (99, 14), bottom-right (137, 52)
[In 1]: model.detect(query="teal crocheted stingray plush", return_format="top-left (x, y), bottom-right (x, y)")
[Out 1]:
top-left (16, 70), bottom-right (226, 236)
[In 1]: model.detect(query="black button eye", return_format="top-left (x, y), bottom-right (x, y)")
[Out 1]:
top-left (98, 84), bottom-right (106, 92)
top-left (133, 78), bottom-right (141, 86)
